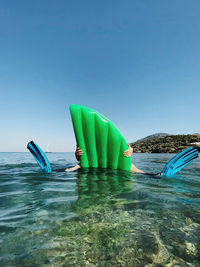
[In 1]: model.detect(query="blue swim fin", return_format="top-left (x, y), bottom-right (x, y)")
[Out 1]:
top-left (27, 141), bottom-right (52, 173)
top-left (160, 147), bottom-right (199, 176)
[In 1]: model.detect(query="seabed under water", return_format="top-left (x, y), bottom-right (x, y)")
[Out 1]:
top-left (0, 152), bottom-right (200, 266)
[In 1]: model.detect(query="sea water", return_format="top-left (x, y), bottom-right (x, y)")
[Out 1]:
top-left (0, 152), bottom-right (200, 266)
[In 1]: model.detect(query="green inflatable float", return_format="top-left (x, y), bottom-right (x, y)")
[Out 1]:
top-left (70, 105), bottom-right (132, 172)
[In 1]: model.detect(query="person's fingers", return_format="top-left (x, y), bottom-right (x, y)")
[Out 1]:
top-left (124, 150), bottom-right (132, 157)
top-left (77, 149), bottom-right (83, 155)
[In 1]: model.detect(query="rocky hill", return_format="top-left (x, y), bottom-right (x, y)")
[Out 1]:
top-left (135, 133), bottom-right (170, 143)
top-left (130, 134), bottom-right (200, 153)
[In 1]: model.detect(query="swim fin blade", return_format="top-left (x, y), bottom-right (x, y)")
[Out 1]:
top-left (160, 147), bottom-right (199, 176)
top-left (27, 141), bottom-right (52, 173)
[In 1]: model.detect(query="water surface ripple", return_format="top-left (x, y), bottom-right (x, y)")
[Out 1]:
top-left (0, 152), bottom-right (200, 266)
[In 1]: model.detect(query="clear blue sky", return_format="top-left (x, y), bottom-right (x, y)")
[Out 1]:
top-left (0, 0), bottom-right (199, 152)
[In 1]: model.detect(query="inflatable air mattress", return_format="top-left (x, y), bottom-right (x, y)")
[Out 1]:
top-left (70, 105), bottom-right (131, 171)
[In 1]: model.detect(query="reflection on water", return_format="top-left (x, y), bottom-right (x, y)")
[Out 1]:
top-left (76, 168), bottom-right (133, 203)
top-left (0, 152), bottom-right (200, 266)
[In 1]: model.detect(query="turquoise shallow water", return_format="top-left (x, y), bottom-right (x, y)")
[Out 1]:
top-left (0, 152), bottom-right (200, 266)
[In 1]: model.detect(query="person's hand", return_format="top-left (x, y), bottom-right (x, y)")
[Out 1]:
top-left (75, 147), bottom-right (83, 161)
top-left (123, 144), bottom-right (133, 157)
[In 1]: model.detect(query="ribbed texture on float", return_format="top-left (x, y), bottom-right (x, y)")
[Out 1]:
top-left (70, 105), bottom-right (131, 171)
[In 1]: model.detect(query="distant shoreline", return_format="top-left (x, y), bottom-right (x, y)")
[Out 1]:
top-left (130, 133), bottom-right (200, 153)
